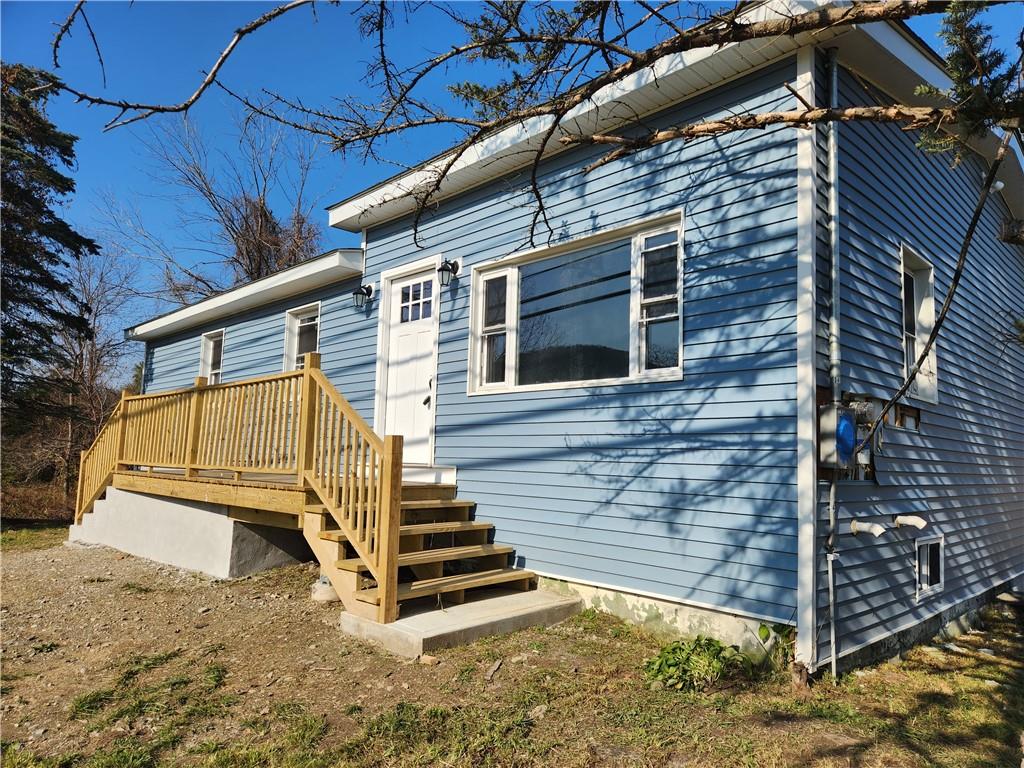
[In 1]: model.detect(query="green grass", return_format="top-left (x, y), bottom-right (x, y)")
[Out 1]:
top-left (4, 603), bottom-right (1022, 768)
top-left (0, 523), bottom-right (67, 552)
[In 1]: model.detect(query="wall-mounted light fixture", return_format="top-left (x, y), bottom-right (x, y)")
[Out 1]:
top-left (437, 258), bottom-right (460, 287)
top-left (352, 283), bottom-right (374, 308)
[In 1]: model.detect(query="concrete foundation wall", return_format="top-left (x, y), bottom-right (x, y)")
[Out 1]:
top-left (69, 488), bottom-right (311, 579)
top-left (539, 577), bottom-right (769, 654)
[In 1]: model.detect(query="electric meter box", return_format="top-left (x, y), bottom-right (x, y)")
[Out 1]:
top-left (819, 404), bottom-right (857, 469)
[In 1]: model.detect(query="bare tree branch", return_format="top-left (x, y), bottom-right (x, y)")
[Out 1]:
top-left (53, 0), bottom-right (318, 129)
top-left (562, 104), bottom-right (994, 171)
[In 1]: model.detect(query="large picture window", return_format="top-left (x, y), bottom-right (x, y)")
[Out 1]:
top-left (470, 216), bottom-right (683, 393)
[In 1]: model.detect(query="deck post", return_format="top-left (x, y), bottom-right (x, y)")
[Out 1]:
top-left (295, 353), bottom-right (321, 486)
top-left (376, 434), bottom-right (404, 623)
top-left (184, 377), bottom-right (208, 478)
top-left (114, 389), bottom-right (131, 471)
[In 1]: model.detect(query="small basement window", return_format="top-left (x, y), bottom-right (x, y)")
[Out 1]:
top-left (285, 303), bottom-right (320, 371)
top-left (200, 330), bottom-right (224, 384)
top-left (901, 245), bottom-right (937, 403)
top-left (916, 535), bottom-right (944, 599)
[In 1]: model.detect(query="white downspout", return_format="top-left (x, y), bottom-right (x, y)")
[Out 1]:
top-left (825, 47), bottom-right (842, 681)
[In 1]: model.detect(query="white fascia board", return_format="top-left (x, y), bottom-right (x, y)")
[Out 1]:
top-left (849, 22), bottom-right (1024, 219)
top-left (328, 0), bottom-right (828, 232)
top-left (125, 249), bottom-right (362, 342)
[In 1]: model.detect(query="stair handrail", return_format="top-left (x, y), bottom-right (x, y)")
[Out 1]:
top-left (299, 355), bottom-right (403, 623)
top-left (75, 397), bottom-right (126, 524)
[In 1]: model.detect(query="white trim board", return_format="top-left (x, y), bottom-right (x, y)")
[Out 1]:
top-left (794, 45), bottom-right (819, 671)
top-left (125, 249), bottom-right (361, 342)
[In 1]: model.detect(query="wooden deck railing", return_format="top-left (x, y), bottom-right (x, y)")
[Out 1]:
top-left (303, 366), bottom-right (403, 622)
top-left (74, 353), bottom-right (404, 622)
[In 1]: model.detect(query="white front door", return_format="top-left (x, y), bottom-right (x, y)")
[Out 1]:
top-left (384, 270), bottom-right (438, 465)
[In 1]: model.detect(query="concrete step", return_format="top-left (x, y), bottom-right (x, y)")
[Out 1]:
top-left (353, 567), bottom-right (536, 605)
top-left (339, 585), bottom-right (582, 658)
top-left (334, 543), bottom-right (513, 572)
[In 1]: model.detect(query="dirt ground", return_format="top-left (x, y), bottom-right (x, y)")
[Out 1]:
top-left (2, 524), bottom-right (1022, 768)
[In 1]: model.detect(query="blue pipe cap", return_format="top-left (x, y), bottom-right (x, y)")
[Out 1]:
top-left (836, 409), bottom-right (857, 464)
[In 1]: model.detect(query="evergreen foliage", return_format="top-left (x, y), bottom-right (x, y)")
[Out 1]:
top-left (1, 63), bottom-right (97, 433)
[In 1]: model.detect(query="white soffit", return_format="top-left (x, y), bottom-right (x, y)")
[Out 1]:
top-left (328, 0), bottom-right (840, 232)
top-left (329, 0), bottom-right (1024, 231)
top-left (125, 249), bottom-right (362, 341)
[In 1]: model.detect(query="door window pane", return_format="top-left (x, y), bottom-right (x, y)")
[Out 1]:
top-left (517, 238), bottom-right (630, 385)
top-left (399, 279), bottom-right (433, 324)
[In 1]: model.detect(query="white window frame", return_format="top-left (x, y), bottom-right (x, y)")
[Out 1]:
top-left (900, 244), bottom-right (937, 404)
top-left (199, 329), bottom-right (225, 384)
top-left (468, 211), bottom-right (684, 395)
top-left (283, 301), bottom-right (321, 371)
top-left (915, 534), bottom-right (945, 601)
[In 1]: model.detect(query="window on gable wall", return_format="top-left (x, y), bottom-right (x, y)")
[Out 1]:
top-left (901, 245), bottom-right (937, 403)
top-left (285, 304), bottom-right (320, 371)
top-left (200, 330), bottom-right (224, 384)
top-left (470, 218), bottom-right (683, 393)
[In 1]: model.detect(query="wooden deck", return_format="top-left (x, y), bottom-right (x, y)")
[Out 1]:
top-left (75, 354), bottom-right (535, 624)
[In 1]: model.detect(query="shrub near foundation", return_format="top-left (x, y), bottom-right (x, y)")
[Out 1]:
top-left (644, 636), bottom-right (753, 692)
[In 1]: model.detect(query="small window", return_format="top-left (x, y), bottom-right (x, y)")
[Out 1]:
top-left (895, 404), bottom-right (920, 431)
top-left (481, 275), bottom-right (507, 385)
top-left (916, 536), bottom-right (944, 599)
top-left (200, 330), bottom-right (224, 384)
top-left (639, 231), bottom-right (681, 371)
top-left (285, 304), bottom-right (320, 371)
top-left (901, 246), bottom-right (937, 402)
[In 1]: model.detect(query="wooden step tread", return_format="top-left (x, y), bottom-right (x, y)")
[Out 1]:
top-left (400, 499), bottom-right (475, 509)
top-left (354, 567), bottom-right (536, 605)
top-left (334, 543), bottom-right (512, 572)
top-left (318, 520), bottom-right (492, 543)
top-left (305, 499), bottom-right (474, 515)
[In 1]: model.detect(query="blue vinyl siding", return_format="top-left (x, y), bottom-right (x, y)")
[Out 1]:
top-left (141, 57), bottom-right (805, 623)
top-left (143, 276), bottom-right (364, 396)
top-left (357, 58), bottom-right (803, 622)
top-left (814, 67), bottom-right (1024, 662)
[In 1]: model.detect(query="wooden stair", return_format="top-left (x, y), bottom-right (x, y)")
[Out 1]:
top-left (354, 568), bottom-right (534, 605)
top-left (303, 480), bottom-right (535, 620)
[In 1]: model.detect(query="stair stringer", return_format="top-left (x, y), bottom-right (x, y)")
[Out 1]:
top-left (302, 510), bottom-right (377, 620)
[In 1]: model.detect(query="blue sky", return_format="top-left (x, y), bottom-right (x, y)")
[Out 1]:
top-left (2, 1), bottom-right (1021, 325)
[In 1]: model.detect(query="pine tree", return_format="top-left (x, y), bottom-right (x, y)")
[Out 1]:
top-left (1, 63), bottom-right (97, 433)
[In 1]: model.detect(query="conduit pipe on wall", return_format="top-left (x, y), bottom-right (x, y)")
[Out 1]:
top-left (825, 47), bottom-right (842, 682)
